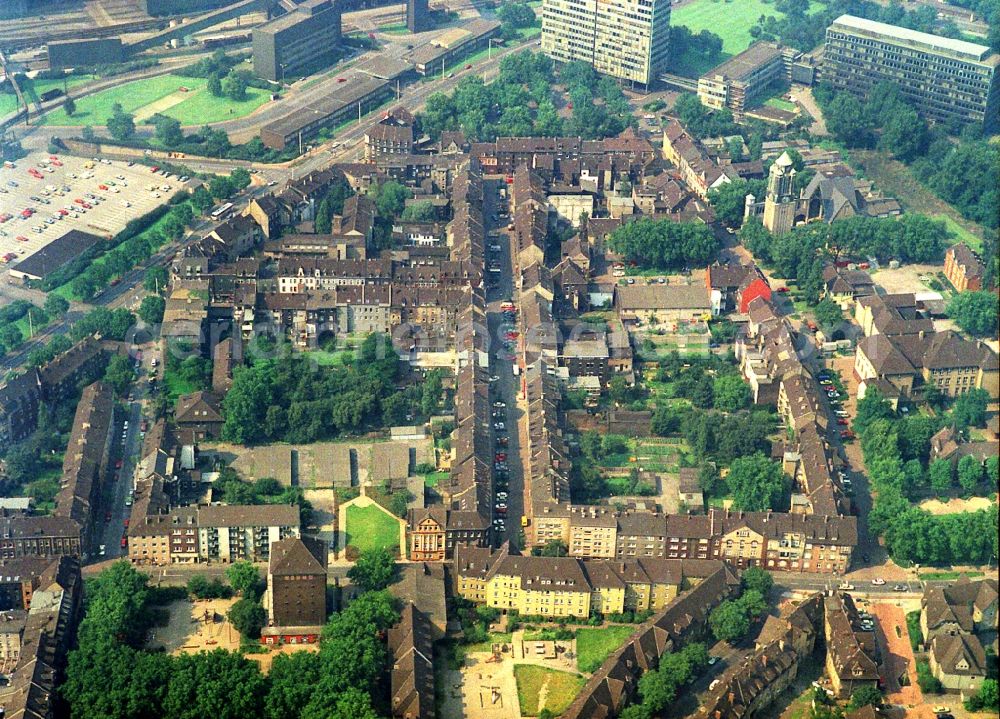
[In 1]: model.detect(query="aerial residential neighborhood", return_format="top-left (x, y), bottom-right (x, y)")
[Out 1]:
top-left (0, 0), bottom-right (997, 718)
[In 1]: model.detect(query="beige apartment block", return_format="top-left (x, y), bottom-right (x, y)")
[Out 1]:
top-left (542, 0), bottom-right (671, 85)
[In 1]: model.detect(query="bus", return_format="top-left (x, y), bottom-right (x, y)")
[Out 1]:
top-left (211, 202), bottom-right (234, 221)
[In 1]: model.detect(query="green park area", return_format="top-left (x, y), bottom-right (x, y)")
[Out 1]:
top-left (345, 503), bottom-right (401, 554)
top-left (933, 214), bottom-right (984, 253)
top-left (575, 625), bottom-right (637, 673)
top-left (0, 74), bottom-right (96, 116)
top-left (514, 665), bottom-right (587, 717)
top-left (39, 74), bottom-right (270, 127)
top-left (670, 0), bottom-right (819, 75)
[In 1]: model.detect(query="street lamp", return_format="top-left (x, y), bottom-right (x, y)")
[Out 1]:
top-left (488, 37), bottom-right (499, 60)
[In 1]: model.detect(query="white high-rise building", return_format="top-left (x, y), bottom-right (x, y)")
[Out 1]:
top-left (541, 0), bottom-right (671, 86)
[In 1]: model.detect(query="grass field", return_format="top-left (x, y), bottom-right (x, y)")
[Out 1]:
top-left (932, 213), bottom-right (984, 253)
top-left (345, 504), bottom-right (401, 553)
top-left (39, 75), bottom-right (270, 127)
top-left (514, 665), bottom-right (587, 717)
top-left (670, 0), bottom-right (819, 76)
top-left (423, 471), bottom-right (450, 487)
top-left (575, 625), bottom-right (637, 673)
top-left (765, 97), bottom-right (798, 112)
top-left (0, 75), bottom-right (96, 116)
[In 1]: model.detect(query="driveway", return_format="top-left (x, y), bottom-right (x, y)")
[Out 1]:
top-left (870, 603), bottom-right (934, 719)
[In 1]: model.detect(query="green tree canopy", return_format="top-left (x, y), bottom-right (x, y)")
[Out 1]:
top-left (347, 547), bottom-right (396, 592)
top-left (727, 453), bottom-right (786, 512)
top-left (947, 291), bottom-right (998, 337)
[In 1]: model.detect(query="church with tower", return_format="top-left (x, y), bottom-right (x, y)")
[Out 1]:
top-left (744, 151), bottom-right (902, 233)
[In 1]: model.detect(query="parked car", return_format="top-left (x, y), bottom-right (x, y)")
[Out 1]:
top-left (871, 578), bottom-right (886, 586)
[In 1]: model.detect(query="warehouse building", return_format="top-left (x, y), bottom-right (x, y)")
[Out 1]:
top-left (698, 42), bottom-right (786, 116)
top-left (824, 14), bottom-right (1000, 132)
top-left (8, 230), bottom-right (104, 283)
top-left (47, 38), bottom-right (124, 69)
top-left (252, 0), bottom-right (342, 82)
top-left (407, 18), bottom-right (501, 76)
top-left (260, 73), bottom-right (392, 150)
top-left (541, 0), bottom-right (671, 86)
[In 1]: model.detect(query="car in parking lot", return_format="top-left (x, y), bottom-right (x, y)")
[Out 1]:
top-left (871, 578), bottom-right (885, 586)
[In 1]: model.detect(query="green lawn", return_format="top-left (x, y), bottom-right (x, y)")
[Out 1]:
top-left (423, 471), bottom-right (450, 487)
top-left (0, 75), bottom-right (96, 116)
top-left (575, 625), bottom-right (637, 673)
top-left (919, 570), bottom-right (984, 581)
top-left (933, 213), bottom-right (984, 253)
top-left (345, 504), bottom-right (401, 554)
top-left (39, 75), bottom-right (269, 127)
top-left (380, 22), bottom-right (410, 35)
top-left (514, 665), bottom-right (587, 717)
top-left (765, 97), bottom-right (798, 112)
top-left (670, 0), bottom-right (819, 76)
top-left (466, 632), bottom-right (513, 653)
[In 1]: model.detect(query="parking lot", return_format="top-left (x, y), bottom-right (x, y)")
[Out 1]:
top-left (0, 151), bottom-right (191, 266)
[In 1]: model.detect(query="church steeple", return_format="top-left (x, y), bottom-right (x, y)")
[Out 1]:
top-left (762, 152), bottom-right (797, 235)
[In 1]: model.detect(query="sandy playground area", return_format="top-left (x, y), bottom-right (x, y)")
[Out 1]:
top-left (918, 496), bottom-right (995, 515)
top-left (148, 597), bottom-right (241, 654)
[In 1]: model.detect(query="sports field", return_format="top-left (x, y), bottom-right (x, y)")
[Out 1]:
top-left (670, 0), bottom-right (820, 76)
top-left (39, 75), bottom-right (270, 127)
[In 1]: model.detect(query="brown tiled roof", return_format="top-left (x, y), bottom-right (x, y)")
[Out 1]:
top-left (269, 536), bottom-right (327, 576)
top-left (931, 633), bottom-right (988, 677)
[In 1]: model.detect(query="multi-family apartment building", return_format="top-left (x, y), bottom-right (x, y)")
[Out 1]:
top-left (455, 543), bottom-right (729, 617)
top-left (943, 243), bottom-right (985, 292)
top-left (854, 328), bottom-right (999, 400)
top-left (824, 14), bottom-right (1000, 132)
top-left (127, 501), bottom-right (300, 565)
top-left (252, 0), bottom-right (342, 82)
top-left (262, 536), bottom-right (328, 644)
top-left (529, 506), bottom-right (856, 573)
top-left (824, 592), bottom-right (879, 699)
top-left (541, 0), bottom-right (671, 86)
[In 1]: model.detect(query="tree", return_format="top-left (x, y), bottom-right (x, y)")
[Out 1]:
top-left (190, 185), bottom-right (214, 214)
top-left (742, 567), bottom-right (773, 597)
top-left (947, 291), bottom-right (998, 337)
top-left (957, 455), bottom-right (983, 494)
top-left (400, 200), bottom-right (436, 222)
top-left (106, 102), bottom-right (135, 141)
top-left (315, 197), bottom-right (332, 234)
top-left (497, 1), bottom-right (536, 28)
top-left (951, 388), bottom-right (989, 430)
top-left (347, 547), bottom-right (396, 592)
top-left (710, 600), bottom-right (750, 643)
top-left (138, 295), bottom-right (165, 325)
top-left (727, 453), bottom-right (786, 512)
top-left (103, 354), bottom-right (135, 395)
top-left (607, 218), bottom-right (719, 270)
top-left (707, 179), bottom-right (766, 228)
top-left (369, 181), bottom-right (412, 219)
top-left (162, 650), bottom-right (267, 719)
top-left (929, 458), bottom-right (954, 496)
top-left (879, 104), bottom-right (927, 162)
top-left (813, 298), bottom-right (844, 330)
top-left (208, 73), bottom-right (223, 97)
top-left (849, 685), bottom-right (883, 709)
top-left (144, 266), bottom-right (168, 294)
top-left (226, 560), bottom-right (261, 598)
top-left (987, 455), bottom-right (999, 490)
top-left (713, 374), bottom-right (750, 412)
top-left (222, 70), bottom-right (249, 101)
top-left (965, 678), bottom-right (999, 711)
top-left (823, 93), bottom-right (875, 148)
top-left (64, 96), bottom-right (76, 116)
top-left (540, 540), bottom-right (569, 557)
top-left (81, 125), bottom-right (96, 142)
top-left (152, 114), bottom-right (184, 146)
top-left (230, 167), bottom-right (251, 190)
top-left (44, 293), bottom-right (69, 316)
top-left (228, 597), bottom-right (266, 639)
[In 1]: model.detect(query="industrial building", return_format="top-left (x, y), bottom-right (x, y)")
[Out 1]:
top-left (540, 0), bottom-right (671, 86)
top-left (824, 14), bottom-right (1000, 132)
top-left (252, 0), bottom-right (342, 82)
top-left (697, 42), bottom-right (785, 116)
top-left (407, 0), bottom-right (431, 33)
top-left (259, 74), bottom-right (393, 150)
top-left (407, 18), bottom-right (501, 76)
top-left (47, 38), bottom-right (124, 69)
